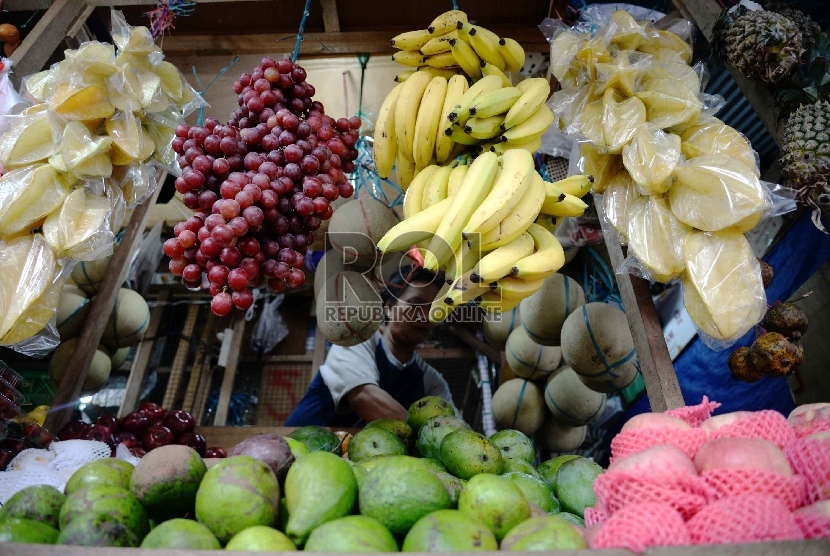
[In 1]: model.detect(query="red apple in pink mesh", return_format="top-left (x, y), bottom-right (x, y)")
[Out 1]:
top-left (700, 411), bottom-right (755, 435)
top-left (620, 413), bottom-right (692, 433)
top-left (789, 403), bottom-right (830, 436)
top-left (694, 437), bottom-right (792, 476)
top-left (608, 443), bottom-right (698, 476)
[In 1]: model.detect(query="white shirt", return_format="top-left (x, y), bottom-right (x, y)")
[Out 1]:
top-left (319, 331), bottom-right (460, 416)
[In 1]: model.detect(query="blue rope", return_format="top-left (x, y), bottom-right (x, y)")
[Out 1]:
top-left (351, 136), bottom-right (405, 208)
top-left (191, 56), bottom-right (240, 125)
top-left (292, 0), bottom-right (313, 62)
top-left (452, 0), bottom-right (459, 9)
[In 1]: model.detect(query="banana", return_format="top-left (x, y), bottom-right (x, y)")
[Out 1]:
top-left (377, 197), bottom-right (453, 253)
top-left (392, 50), bottom-right (426, 68)
top-left (423, 151), bottom-right (499, 271)
top-left (469, 87), bottom-right (522, 118)
top-left (481, 61), bottom-right (512, 88)
top-left (511, 222), bottom-right (565, 281)
top-left (403, 165), bottom-right (439, 218)
top-left (394, 70), bottom-right (416, 82)
top-left (416, 66), bottom-right (460, 80)
top-left (498, 37), bottom-right (526, 73)
top-left (447, 271), bottom-right (495, 306)
top-left (421, 31), bottom-right (458, 56)
top-left (394, 71), bottom-right (432, 163)
top-left (443, 125), bottom-right (483, 145)
top-left (435, 75), bottom-right (469, 164)
top-left (449, 38), bottom-right (482, 80)
top-left (446, 163), bottom-right (469, 197)
top-left (422, 165), bottom-right (452, 209)
top-left (464, 115), bottom-right (506, 139)
top-left (444, 238), bottom-right (483, 284)
top-left (471, 231), bottom-right (534, 283)
top-left (448, 74), bottom-right (502, 125)
top-left (424, 52), bottom-right (459, 70)
top-left (464, 149), bottom-right (534, 235)
top-left (504, 78), bottom-right (550, 129)
top-left (396, 149), bottom-right (416, 189)
top-left (478, 290), bottom-right (523, 312)
top-left (551, 174), bottom-right (594, 198)
top-left (456, 21), bottom-right (474, 45)
top-left (501, 104), bottom-right (555, 142)
top-left (539, 192), bottom-right (589, 217)
top-left (479, 170), bottom-right (545, 250)
top-left (495, 276), bottom-right (546, 300)
top-left (543, 179), bottom-right (565, 205)
top-left (469, 26), bottom-right (507, 70)
top-left (481, 135), bottom-right (542, 155)
top-left (429, 9), bottom-right (468, 36)
top-left (373, 83), bottom-right (403, 179)
top-left (413, 76), bottom-right (448, 170)
top-left (534, 214), bottom-right (559, 232)
top-left (391, 29), bottom-right (433, 51)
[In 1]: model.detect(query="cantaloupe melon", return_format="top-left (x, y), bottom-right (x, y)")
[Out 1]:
top-left (578, 366), bottom-right (639, 394)
top-left (505, 326), bottom-right (561, 382)
top-left (314, 249), bottom-right (349, 298)
top-left (519, 273), bottom-right (585, 346)
top-left (110, 347), bottom-right (129, 370)
top-left (101, 288), bottom-right (150, 349)
top-left (536, 414), bottom-right (587, 453)
top-left (316, 271), bottom-right (383, 347)
top-left (50, 339), bottom-right (111, 391)
top-left (492, 378), bottom-right (546, 436)
top-left (56, 286), bottom-right (90, 340)
top-left (483, 306), bottom-right (520, 350)
top-left (71, 255), bottom-right (111, 295)
top-left (561, 303), bottom-right (638, 384)
top-left (544, 366), bottom-right (607, 426)
top-left (327, 199), bottom-right (399, 267)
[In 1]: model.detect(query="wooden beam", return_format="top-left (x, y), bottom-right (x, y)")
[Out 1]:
top-left (671, 0), bottom-right (784, 146)
top-left (182, 312), bottom-right (216, 413)
top-left (161, 303), bottom-right (200, 410)
top-left (213, 314), bottom-right (246, 426)
top-left (45, 173), bottom-right (165, 433)
top-left (9, 0), bottom-right (90, 88)
top-left (605, 236), bottom-right (685, 412)
top-left (448, 325), bottom-right (501, 363)
top-left (320, 0), bottom-right (340, 34)
top-left (158, 27), bottom-right (550, 57)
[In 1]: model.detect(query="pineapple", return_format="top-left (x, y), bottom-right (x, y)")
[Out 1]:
top-left (713, 5), bottom-right (804, 83)
top-left (766, 3), bottom-right (821, 50)
top-left (780, 100), bottom-right (830, 210)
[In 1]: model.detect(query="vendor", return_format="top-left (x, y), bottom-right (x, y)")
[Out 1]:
top-left (285, 265), bottom-right (460, 427)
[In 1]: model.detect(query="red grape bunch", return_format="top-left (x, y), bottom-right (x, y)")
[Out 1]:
top-left (164, 57), bottom-right (362, 317)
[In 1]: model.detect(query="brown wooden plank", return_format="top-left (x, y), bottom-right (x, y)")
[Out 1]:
top-left (45, 177), bottom-right (164, 433)
top-left (117, 289), bottom-right (169, 418)
top-left (605, 236), bottom-right (685, 412)
top-left (182, 312), bottom-right (216, 412)
top-left (161, 303), bottom-right (200, 410)
top-left (321, 0), bottom-right (341, 34)
top-left (158, 27), bottom-right (549, 57)
top-left (192, 356), bottom-right (215, 425)
top-left (8, 0), bottom-right (90, 88)
top-left (213, 314), bottom-right (247, 426)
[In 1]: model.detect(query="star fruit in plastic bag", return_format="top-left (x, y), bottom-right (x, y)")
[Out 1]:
top-left (681, 122), bottom-right (760, 177)
top-left (603, 168), bottom-right (642, 240)
top-left (0, 164), bottom-right (73, 237)
top-left (0, 105), bottom-right (58, 169)
top-left (635, 77), bottom-right (702, 130)
top-left (0, 234), bottom-right (58, 342)
top-left (627, 195), bottom-right (690, 283)
top-left (602, 88), bottom-right (647, 154)
top-left (622, 123), bottom-right (681, 195)
top-left (637, 29), bottom-right (692, 64)
top-left (581, 143), bottom-right (622, 193)
top-left (43, 186), bottom-right (121, 260)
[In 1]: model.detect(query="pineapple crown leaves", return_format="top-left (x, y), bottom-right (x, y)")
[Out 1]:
top-left (775, 30), bottom-right (830, 115)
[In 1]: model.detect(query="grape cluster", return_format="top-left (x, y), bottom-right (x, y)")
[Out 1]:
top-left (164, 57), bottom-right (361, 317)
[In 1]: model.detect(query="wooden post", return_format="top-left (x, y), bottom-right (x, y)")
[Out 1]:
top-left (182, 312), bottom-right (216, 413)
top-left (605, 237), bottom-right (685, 412)
top-left (321, 0), bottom-right (341, 33)
top-left (161, 303), bottom-right (200, 410)
top-left (45, 177), bottom-right (165, 433)
top-left (213, 314), bottom-right (246, 426)
top-left (9, 0), bottom-right (91, 88)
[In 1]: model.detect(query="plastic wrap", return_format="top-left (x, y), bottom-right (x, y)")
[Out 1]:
top-left (111, 9), bottom-right (163, 65)
top-left (600, 169), bottom-right (642, 241)
top-left (595, 50), bottom-right (653, 97)
top-left (0, 60), bottom-right (26, 117)
top-left (681, 228), bottom-right (767, 348)
top-left (548, 27), bottom-right (587, 86)
top-left (681, 121), bottom-right (760, 177)
top-left (623, 195), bottom-right (690, 283)
top-left (56, 120), bottom-right (113, 179)
top-left (0, 234), bottom-right (70, 356)
top-left (110, 162), bottom-right (156, 208)
top-left (106, 110), bottom-right (151, 165)
top-left (622, 124), bottom-right (681, 195)
top-left (0, 164), bottom-right (73, 237)
top-left (63, 41), bottom-right (118, 88)
top-left (143, 116), bottom-right (179, 176)
top-left (640, 60), bottom-right (701, 94)
top-left (250, 294), bottom-right (289, 354)
top-left (669, 154), bottom-right (768, 232)
top-left (580, 143), bottom-right (622, 193)
top-left (0, 105), bottom-right (59, 170)
top-left (602, 89), bottom-right (647, 153)
top-left (637, 26), bottom-right (693, 65)
top-left (42, 182), bottom-right (124, 261)
top-left (634, 78), bottom-right (702, 130)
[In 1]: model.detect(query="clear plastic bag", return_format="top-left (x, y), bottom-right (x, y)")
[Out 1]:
top-left (622, 123), bottom-right (681, 195)
top-left (63, 41), bottom-right (118, 88)
top-left (669, 154), bottom-right (767, 232)
top-left (622, 195), bottom-right (690, 283)
top-left (0, 164), bottom-right (74, 238)
top-left (143, 116), bottom-right (179, 176)
top-left (107, 63), bottom-right (163, 112)
top-left (110, 9), bottom-right (163, 63)
top-left (602, 88), bottom-right (647, 154)
top-left (596, 49), bottom-right (654, 97)
top-left (110, 162), bottom-right (156, 208)
top-left (579, 143), bottom-right (623, 193)
top-left (680, 120), bottom-right (760, 177)
top-left (106, 110), bottom-right (150, 165)
top-left (600, 168), bottom-right (642, 241)
top-left (250, 294), bottom-right (289, 354)
top-left (681, 228), bottom-right (766, 349)
top-left (56, 120), bottom-right (113, 179)
top-left (635, 77), bottom-right (702, 129)
top-left (640, 60), bottom-right (701, 94)
top-left (0, 59), bottom-right (27, 117)
top-left (0, 105), bottom-right (60, 170)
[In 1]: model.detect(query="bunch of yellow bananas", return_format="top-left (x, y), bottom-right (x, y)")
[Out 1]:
top-left (377, 149), bottom-right (593, 320)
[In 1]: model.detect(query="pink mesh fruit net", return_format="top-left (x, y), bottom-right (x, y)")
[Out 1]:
top-left (793, 510), bottom-right (830, 539)
top-left (701, 468), bottom-right (807, 511)
top-left (786, 437), bottom-right (830, 503)
top-left (584, 506), bottom-right (608, 528)
top-left (587, 502), bottom-right (690, 553)
top-left (594, 470), bottom-right (712, 520)
top-left (610, 427), bottom-right (707, 460)
top-left (707, 410), bottom-right (796, 449)
top-left (793, 418), bottom-right (830, 438)
top-left (665, 396), bottom-right (721, 427)
top-left (686, 494), bottom-right (804, 545)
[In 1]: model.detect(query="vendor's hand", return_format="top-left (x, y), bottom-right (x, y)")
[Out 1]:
top-left (347, 384), bottom-right (407, 423)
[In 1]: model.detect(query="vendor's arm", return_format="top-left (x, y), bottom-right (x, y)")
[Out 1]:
top-left (420, 359), bottom-right (463, 418)
top-left (346, 384), bottom-right (407, 422)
